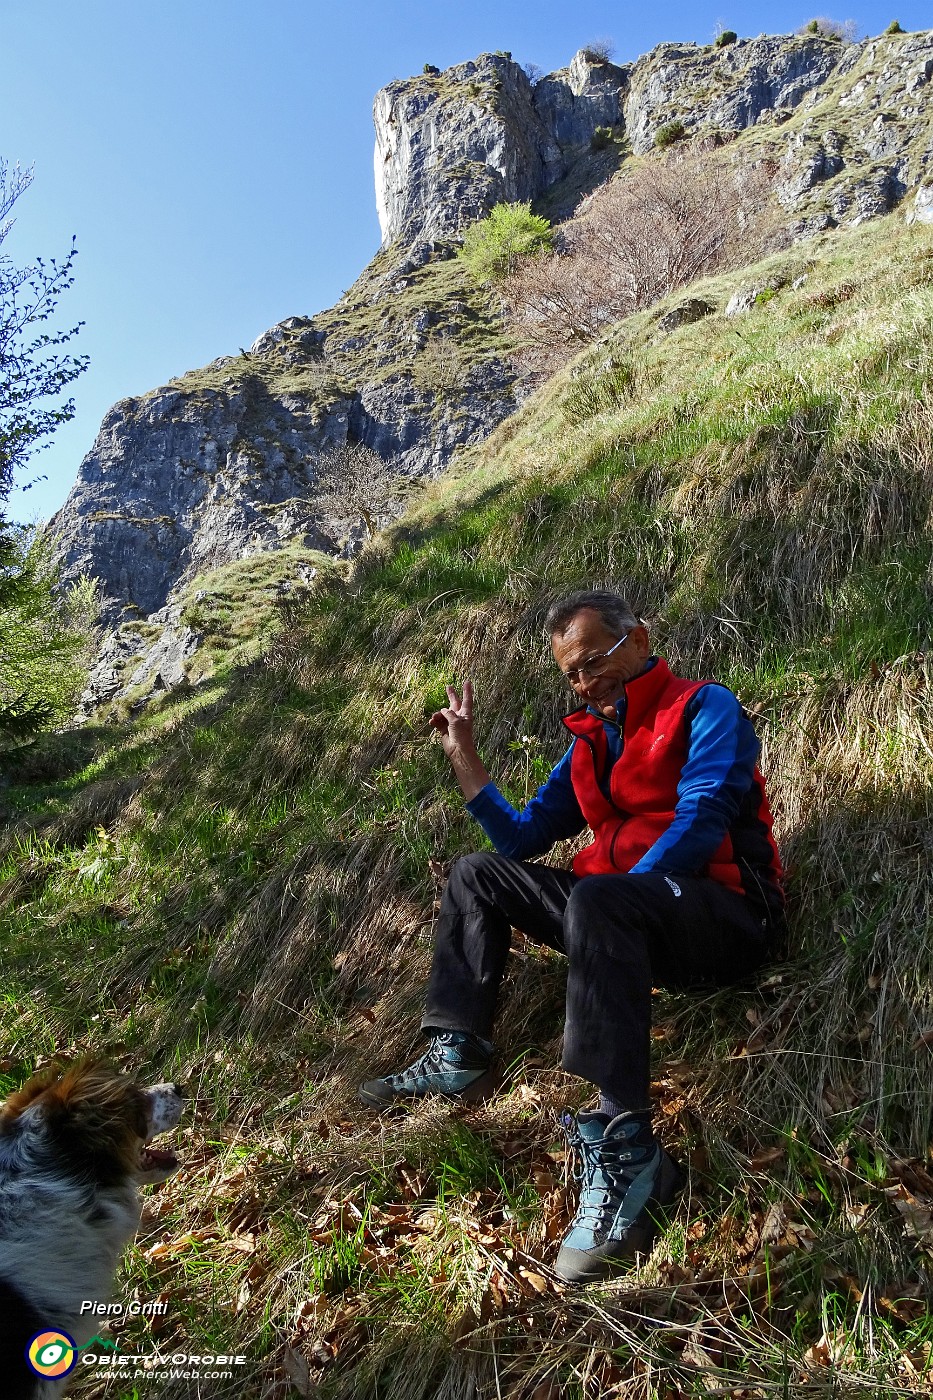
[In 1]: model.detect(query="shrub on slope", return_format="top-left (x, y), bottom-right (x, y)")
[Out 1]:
top-left (502, 144), bottom-right (779, 376)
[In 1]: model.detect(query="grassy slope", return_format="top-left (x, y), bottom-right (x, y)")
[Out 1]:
top-left (2, 212), bottom-right (933, 1398)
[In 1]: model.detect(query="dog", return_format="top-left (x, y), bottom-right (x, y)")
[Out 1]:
top-left (0, 1059), bottom-right (184, 1398)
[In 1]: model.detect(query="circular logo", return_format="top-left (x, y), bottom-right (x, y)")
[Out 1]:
top-left (26, 1330), bottom-right (78, 1378)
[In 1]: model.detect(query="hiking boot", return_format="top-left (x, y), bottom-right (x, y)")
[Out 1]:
top-left (555, 1109), bottom-right (682, 1284)
top-left (358, 1030), bottom-right (497, 1108)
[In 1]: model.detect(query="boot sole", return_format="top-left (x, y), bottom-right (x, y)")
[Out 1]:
top-left (358, 1066), bottom-right (500, 1110)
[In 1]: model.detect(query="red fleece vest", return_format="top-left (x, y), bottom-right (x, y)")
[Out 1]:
top-left (563, 657), bottom-right (778, 899)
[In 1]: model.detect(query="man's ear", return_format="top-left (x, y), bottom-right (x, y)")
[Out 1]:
top-left (629, 624), bottom-right (651, 656)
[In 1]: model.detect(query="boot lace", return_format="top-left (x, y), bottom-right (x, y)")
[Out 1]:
top-left (387, 1032), bottom-right (476, 1091)
top-left (561, 1112), bottom-right (647, 1234)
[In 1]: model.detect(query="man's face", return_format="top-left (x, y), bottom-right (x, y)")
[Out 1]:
top-left (550, 608), bottom-right (650, 718)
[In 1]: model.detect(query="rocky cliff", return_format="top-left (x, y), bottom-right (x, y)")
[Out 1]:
top-left (373, 31), bottom-right (933, 246)
top-left (373, 50), bottom-right (628, 244)
top-left (53, 28), bottom-right (933, 715)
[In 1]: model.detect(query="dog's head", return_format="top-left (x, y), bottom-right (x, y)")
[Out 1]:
top-left (0, 1059), bottom-right (184, 1188)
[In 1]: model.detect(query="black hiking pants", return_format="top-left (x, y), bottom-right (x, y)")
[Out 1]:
top-left (422, 853), bottom-right (775, 1110)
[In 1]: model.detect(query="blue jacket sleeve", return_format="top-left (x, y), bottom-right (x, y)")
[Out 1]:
top-left (465, 746), bottom-right (586, 859)
top-left (629, 684), bottom-right (758, 875)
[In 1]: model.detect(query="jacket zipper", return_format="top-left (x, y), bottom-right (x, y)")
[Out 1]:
top-left (609, 820), bottom-right (627, 869)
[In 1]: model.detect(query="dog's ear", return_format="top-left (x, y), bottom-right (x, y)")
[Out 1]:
top-left (40, 1060), bottom-right (150, 1186)
top-left (0, 1063), bottom-right (67, 1132)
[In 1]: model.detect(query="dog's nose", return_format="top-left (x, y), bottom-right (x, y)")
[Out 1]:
top-left (170, 1082), bottom-right (185, 1099)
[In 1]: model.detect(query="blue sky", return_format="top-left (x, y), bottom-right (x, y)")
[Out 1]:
top-left (3, 0), bottom-right (927, 521)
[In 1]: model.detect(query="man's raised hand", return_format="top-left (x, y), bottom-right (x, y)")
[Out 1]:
top-left (429, 681), bottom-right (475, 756)
top-left (428, 680), bottom-right (493, 801)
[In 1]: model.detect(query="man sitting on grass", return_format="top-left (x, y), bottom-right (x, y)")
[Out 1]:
top-left (360, 590), bottom-right (785, 1283)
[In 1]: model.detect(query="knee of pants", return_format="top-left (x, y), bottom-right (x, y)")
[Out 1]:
top-left (563, 875), bottom-right (646, 955)
top-left (445, 851), bottom-right (498, 902)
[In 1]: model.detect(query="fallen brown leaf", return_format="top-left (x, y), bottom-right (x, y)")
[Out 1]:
top-left (282, 1344), bottom-right (313, 1396)
top-left (499, 1138), bottom-right (525, 1158)
top-left (749, 1146), bottom-right (785, 1170)
top-left (518, 1267), bottom-right (549, 1294)
top-left (148, 1292), bottom-right (171, 1335)
top-left (689, 1143), bottom-right (710, 1174)
top-left (892, 1159), bottom-right (933, 1195)
top-left (784, 1220), bottom-right (817, 1250)
top-left (885, 1183), bottom-right (933, 1243)
top-left (227, 1233), bottom-right (257, 1253)
top-left (397, 1166), bottom-right (428, 1198)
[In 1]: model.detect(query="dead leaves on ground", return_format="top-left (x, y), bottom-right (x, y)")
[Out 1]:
top-left (127, 1081), bottom-right (933, 1399)
top-left (142, 1224), bottom-right (259, 1261)
top-left (885, 1158), bottom-right (933, 1251)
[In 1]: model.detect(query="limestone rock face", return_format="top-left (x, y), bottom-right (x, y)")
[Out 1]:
top-left (623, 36), bottom-right (839, 153)
top-left (655, 298), bottom-right (715, 334)
top-left (374, 30), bottom-right (933, 258)
top-left (52, 253), bottom-right (518, 714)
top-left (907, 184), bottom-right (933, 223)
top-left (54, 28), bottom-right (933, 715)
top-left (75, 603), bottom-right (201, 720)
top-left (373, 50), bottom-right (640, 249)
top-left (772, 31), bottom-right (933, 224)
top-left (531, 51), bottom-right (629, 153)
top-left (52, 385), bottom-right (342, 628)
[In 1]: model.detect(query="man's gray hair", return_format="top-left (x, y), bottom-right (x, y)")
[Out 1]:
top-left (545, 590), bottom-right (641, 638)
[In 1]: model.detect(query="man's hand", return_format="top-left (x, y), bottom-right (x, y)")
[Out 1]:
top-left (429, 682), bottom-right (475, 757)
top-left (429, 681), bottom-right (491, 802)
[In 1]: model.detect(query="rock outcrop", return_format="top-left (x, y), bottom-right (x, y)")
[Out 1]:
top-left (53, 28), bottom-right (933, 715)
top-left (372, 29), bottom-right (933, 259)
top-left (55, 381), bottom-right (338, 627)
top-left (767, 30), bottom-right (933, 226)
top-left (374, 50), bottom-right (629, 246)
top-left (622, 35), bottom-right (839, 152)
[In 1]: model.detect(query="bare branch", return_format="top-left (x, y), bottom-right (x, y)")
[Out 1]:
top-left (310, 441), bottom-right (416, 542)
top-left (502, 145), bottom-right (778, 378)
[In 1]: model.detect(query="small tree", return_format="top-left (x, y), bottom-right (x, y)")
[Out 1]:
top-left (502, 145), bottom-right (777, 376)
top-left (1, 161), bottom-right (88, 508)
top-left (715, 29), bottom-right (738, 47)
top-left (458, 203), bottom-right (553, 284)
top-left (0, 524), bottom-right (99, 751)
top-left (582, 37), bottom-right (615, 63)
top-left (798, 16), bottom-right (859, 40)
top-left (0, 159), bottom-right (91, 742)
top-left (311, 441), bottom-right (414, 542)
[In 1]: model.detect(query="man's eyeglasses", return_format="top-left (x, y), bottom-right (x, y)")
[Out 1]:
top-left (561, 633), bottom-right (629, 688)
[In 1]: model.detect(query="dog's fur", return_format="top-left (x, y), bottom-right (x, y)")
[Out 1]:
top-left (0, 1060), bottom-right (183, 1398)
